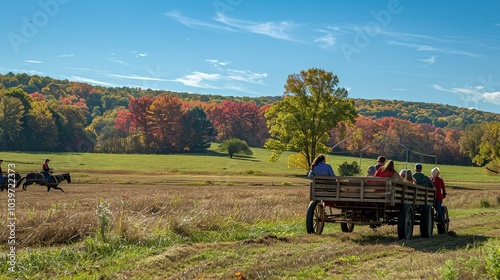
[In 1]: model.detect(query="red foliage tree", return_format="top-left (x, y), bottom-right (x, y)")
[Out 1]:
top-left (147, 95), bottom-right (183, 152)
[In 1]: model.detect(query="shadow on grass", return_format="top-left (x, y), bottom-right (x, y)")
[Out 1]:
top-left (447, 185), bottom-right (477, 190)
top-left (230, 156), bottom-right (261, 162)
top-left (194, 151), bottom-right (260, 162)
top-left (353, 230), bottom-right (490, 253)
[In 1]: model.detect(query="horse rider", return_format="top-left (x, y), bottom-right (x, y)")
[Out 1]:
top-left (42, 158), bottom-right (54, 182)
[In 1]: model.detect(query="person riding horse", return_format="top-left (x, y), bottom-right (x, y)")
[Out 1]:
top-left (43, 158), bottom-right (57, 183)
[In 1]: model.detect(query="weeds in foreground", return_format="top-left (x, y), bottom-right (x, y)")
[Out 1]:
top-left (0, 185), bottom-right (499, 279)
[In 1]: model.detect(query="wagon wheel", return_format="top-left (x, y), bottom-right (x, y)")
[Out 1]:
top-left (397, 204), bottom-right (414, 240)
top-left (437, 206), bottom-right (450, 235)
top-left (340, 210), bottom-right (354, 233)
top-left (306, 200), bottom-right (324, 234)
top-left (419, 205), bottom-right (433, 238)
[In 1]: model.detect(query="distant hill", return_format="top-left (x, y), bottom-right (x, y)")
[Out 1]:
top-left (355, 99), bottom-right (500, 130)
top-left (1, 72), bottom-right (499, 131)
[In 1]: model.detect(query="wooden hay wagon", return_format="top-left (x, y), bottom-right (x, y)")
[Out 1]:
top-left (306, 176), bottom-right (449, 239)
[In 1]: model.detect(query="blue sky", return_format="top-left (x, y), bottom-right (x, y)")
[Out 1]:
top-left (2, 0), bottom-right (500, 113)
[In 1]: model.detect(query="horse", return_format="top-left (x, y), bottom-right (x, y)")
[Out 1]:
top-left (0, 172), bottom-right (22, 191)
top-left (16, 172), bottom-right (71, 192)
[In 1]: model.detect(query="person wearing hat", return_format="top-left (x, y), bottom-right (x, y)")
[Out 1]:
top-left (42, 158), bottom-right (53, 181)
top-left (412, 163), bottom-right (434, 188)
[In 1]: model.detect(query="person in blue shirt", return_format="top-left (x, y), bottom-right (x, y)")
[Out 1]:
top-left (308, 154), bottom-right (336, 179)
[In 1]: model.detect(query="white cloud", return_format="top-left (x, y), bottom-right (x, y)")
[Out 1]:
top-left (314, 33), bottom-right (335, 48)
top-left (167, 11), bottom-right (298, 41)
top-left (165, 11), bottom-right (234, 31)
top-left (418, 56), bottom-right (436, 67)
top-left (131, 50), bottom-right (148, 58)
top-left (24, 60), bottom-right (43, 64)
top-left (388, 41), bottom-right (479, 57)
top-left (393, 88), bottom-right (408, 91)
top-left (226, 69), bottom-right (267, 84)
top-left (59, 54), bottom-right (74, 58)
top-left (65, 67), bottom-right (94, 71)
top-left (70, 76), bottom-right (117, 87)
top-left (174, 67), bottom-right (268, 94)
top-left (483, 91), bottom-right (500, 105)
top-left (105, 73), bottom-right (168, 81)
top-left (107, 57), bottom-right (129, 66)
top-left (431, 84), bottom-right (500, 106)
top-left (215, 12), bottom-right (297, 41)
top-left (175, 71), bottom-right (222, 88)
top-left (206, 59), bottom-right (231, 68)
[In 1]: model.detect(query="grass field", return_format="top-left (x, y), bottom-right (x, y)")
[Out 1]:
top-left (0, 147), bottom-right (499, 279)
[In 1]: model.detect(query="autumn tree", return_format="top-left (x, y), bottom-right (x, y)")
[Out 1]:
top-left (206, 100), bottom-right (266, 146)
top-left (128, 96), bottom-right (153, 149)
top-left (265, 68), bottom-right (357, 168)
top-left (147, 95), bottom-right (183, 153)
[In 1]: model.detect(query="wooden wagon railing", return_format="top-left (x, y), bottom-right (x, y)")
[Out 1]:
top-left (310, 176), bottom-right (435, 207)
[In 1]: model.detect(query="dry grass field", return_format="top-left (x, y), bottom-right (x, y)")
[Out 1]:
top-left (1, 170), bottom-right (499, 279)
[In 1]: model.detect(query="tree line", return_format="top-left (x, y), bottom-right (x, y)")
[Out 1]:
top-left (1, 71), bottom-right (499, 172)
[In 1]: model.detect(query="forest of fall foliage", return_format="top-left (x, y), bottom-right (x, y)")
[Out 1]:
top-left (1, 72), bottom-right (499, 169)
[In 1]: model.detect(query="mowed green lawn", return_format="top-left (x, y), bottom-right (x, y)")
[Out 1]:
top-left (2, 145), bottom-right (498, 187)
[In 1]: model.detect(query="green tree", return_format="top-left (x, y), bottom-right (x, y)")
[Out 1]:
top-left (264, 68), bottom-right (357, 168)
top-left (474, 122), bottom-right (500, 175)
top-left (180, 106), bottom-right (216, 152)
top-left (338, 161), bottom-right (360, 176)
top-left (4, 87), bottom-right (32, 114)
top-left (459, 124), bottom-right (484, 165)
top-left (50, 104), bottom-right (88, 151)
top-left (218, 138), bottom-right (253, 158)
top-left (0, 96), bottom-right (24, 149)
top-left (25, 102), bottom-right (59, 151)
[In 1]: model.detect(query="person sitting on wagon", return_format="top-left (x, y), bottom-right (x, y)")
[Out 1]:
top-left (374, 160), bottom-right (400, 180)
top-left (412, 163), bottom-right (434, 188)
top-left (375, 156), bottom-right (386, 172)
top-left (367, 165), bottom-right (377, 176)
top-left (307, 154), bottom-right (335, 180)
top-left (430, 167), bottom-right (447, 222)
top-left (399, 169), bottom-right (414, 183)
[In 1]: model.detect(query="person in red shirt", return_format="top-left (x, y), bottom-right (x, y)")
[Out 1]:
top-left (374, 160), bottom-right (400, 180)
top-left (430, 167), bottom-right (447, 222)
top-left (42, 158), bottom-right (53, 181)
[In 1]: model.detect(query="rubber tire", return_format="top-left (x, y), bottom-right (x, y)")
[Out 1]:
top-left (419, 205), bottom-right (433, 238)
top-left (437, 206), bottom-right (449, 235)
top-left (306, 200), bottom-right (324, 234)
top-left (398, 204), bottom-right (414, 240)
top-left (340, 209), bottom-right (354, 232)
top-left (340, 222), bottom-right (355, 232)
